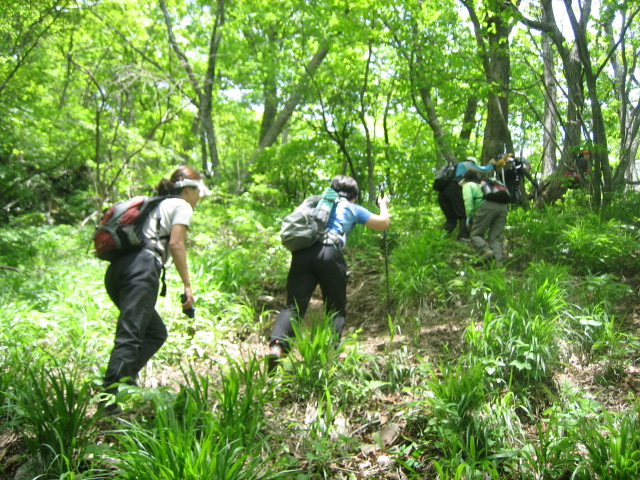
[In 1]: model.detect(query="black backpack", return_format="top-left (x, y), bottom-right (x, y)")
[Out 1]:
top-left (481, 171), bottom-right (511, 204)
top-left (433, 163), bottom-right (458, 191)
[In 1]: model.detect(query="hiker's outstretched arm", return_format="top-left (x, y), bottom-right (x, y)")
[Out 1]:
top-left (169, 223), bottom-right (193, 308)
top-left (365, 195), bottom-right (390, 231)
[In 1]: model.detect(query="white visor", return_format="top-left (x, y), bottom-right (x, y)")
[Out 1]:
top-left (174, 178), bottom-right (211, 197)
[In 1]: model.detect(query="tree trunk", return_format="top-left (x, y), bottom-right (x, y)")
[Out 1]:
top-left (359, 42), bottom-right (375, 202)
top-left (257, 42), bottom-right (331, 151)
top-left (606, 12), bottom-right (640, 189)
top-left (541, 32), bottom-right (557, 178)
top-left (482, 11), bottom-right (513, 161)
top-left (260, 77), bottom-right (279, 144)
top-left (160, 0), bottom-right (222, 178)
top-left (417, 87), bottom-right (458, 163)
top-left (462, 2), bottom-right (514, 162)
top-left (460, 97), bottom-right (479, 142)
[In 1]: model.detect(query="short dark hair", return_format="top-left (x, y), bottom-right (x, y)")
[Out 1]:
top-left (330, 174), bottom-right (359, 201)
top-left (463, 170), bottom-right (482, 183)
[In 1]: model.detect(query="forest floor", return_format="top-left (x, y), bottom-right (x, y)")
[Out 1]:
top-left (214, 254), bottom-right (640, 478)
top-left (2, 252), bottom-right (640, 479)
top-left (233, 254), bottom-right (640, 478)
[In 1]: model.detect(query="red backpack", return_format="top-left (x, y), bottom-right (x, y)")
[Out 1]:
top-left (93, 195), bottom-right (175, 261)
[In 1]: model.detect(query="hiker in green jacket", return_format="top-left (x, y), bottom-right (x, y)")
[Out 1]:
top-left (460, 170), bottom-right (508, 265)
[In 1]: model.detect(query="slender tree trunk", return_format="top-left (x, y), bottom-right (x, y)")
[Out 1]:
top-left (260, 78), bottom-right (279, 144)
top-left (417, 87), bottom-right (458, 164)
top-left (257, 42), bottom-right (331, 151)
top-left (606, 13), bottom-right (640, 189)
top-left (460, 97), bottom-right (479, 142)
top-left (160, 0), bottom-right (222, 178)
top-left (359, 42), bottom-right (375, 202)
top-left (541, 32), bottom-right (557, 177)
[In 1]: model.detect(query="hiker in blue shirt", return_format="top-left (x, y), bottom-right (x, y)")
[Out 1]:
top-left (268, 174), bottom-right (390, 371)
top-left (438, 155), bottom-right (506, 242)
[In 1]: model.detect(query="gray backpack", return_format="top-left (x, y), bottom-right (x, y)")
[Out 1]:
top-left (433, 162), bottom-right (458, 191)
top-left (280, 188), bottom-right (339, 252)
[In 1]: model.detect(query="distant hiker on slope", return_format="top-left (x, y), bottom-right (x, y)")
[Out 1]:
top-left (268, 174), bottom-right (390, 372)
top-left (437, 155), bottom-right (507, 242)
top-left (460, 170), bottom-right (509, 267)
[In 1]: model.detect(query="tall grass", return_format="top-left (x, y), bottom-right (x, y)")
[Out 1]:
top-left (8, 363), bottom-right (107, 479)
top-left (574, 407), bottom-right (640, 480)
top-left (390, 229), bottom-right (461, 313)
top-left (417, 359), bottom-right (521, 477)
top-left (115, 361), bottom-right (284, 480)
top-left (2, 194), bottom-right (640, 479)
top-left (279, 313), bottom-right (343, 400)
top-left (464, 262), bottom-right (571, 389)
top-left (116, 407), bottom-right (280, 480)
top-left (560, 214), bottom-right (640, 275)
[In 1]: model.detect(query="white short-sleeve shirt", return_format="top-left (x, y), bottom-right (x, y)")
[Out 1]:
top-left (141, 197), bottom-right (193, 264)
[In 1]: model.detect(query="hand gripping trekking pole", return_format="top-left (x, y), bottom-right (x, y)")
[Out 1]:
top-left (377, 183), bottom-right (391, 317)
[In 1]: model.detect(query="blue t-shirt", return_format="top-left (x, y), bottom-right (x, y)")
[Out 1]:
top-left (326, 200), bottom-right (372, 247)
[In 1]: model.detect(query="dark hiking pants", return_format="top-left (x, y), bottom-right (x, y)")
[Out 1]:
top-left (270, 242), bottom-right (347, 352)
top-left (103, 249), bottom-right (168, 390)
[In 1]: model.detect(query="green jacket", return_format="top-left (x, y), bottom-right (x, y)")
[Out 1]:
top-left (462, 181), bottom-right (484, 217)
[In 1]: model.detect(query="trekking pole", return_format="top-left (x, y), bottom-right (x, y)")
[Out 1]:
top-left (377, 182), bottom-right (391, 318)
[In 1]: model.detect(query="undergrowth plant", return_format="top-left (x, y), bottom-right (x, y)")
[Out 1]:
top-left (463, 262), bottom-right (576, 390)
top-left (9, 363), bottom-right (107, 479)
top-left (505, 207), bottom-right (567, 265)
top-left (3, 190), bottom-right (640, 479)
top-left (115, 361), bottom-right (283, 480)
top-left (574, 406), bottom-right (640, 480)
top-left (560, 213), bottom-right (640, 276)
top-left (419, 359), bottom-right (520, 478)
top-left (212, 355), bottom-right (270, 442)
top-left (280, 313), bottom-right (343, 400)
top-left (519, 411), bottom-right (580, 479)
top-left (116, 405), bottom-right (280, 480)
top-left (390, 230), bottom-right (461, 314)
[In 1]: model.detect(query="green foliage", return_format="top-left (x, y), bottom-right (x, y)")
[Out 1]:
top-left (505, 205), bottom-right (566, 264)
top-left (115, 362), bottom-right (283, 480)
top-left (212, 356), bottom-right (270, 443)
top-left (3, 168), bottom-right (640, 478)
top-left (559, 214), bottom-right (640, 275)
top-left (8, 364), bottom-right (107, 479)
top-left (520, 412), bottom-right (581, 479)
top-left (420, 359), bottom-right (520, 477)
top-left (0, 226), bottom-right (67, 269)
top-left (574, 406), bottom-right (640, 480)
top-left (390, 228), bottom-right (460, 312)
top-left (279, 313), bottom-right (343, 400)
top-left (116, 406), bottom-right (278, 480)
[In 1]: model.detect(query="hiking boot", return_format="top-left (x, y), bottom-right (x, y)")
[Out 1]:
top-left (479, 249), bottom-right (494, 261)
top-left (472, 249), bottom-right (494, 267)
top-left (266, 343), bottom-right (283, 374)
top-left (96, 401), bottom-right (123, 417)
